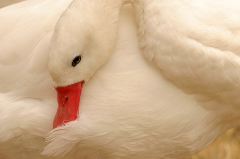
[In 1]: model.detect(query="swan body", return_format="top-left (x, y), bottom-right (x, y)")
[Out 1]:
top-left (0, 0), bottom-right (240, 159)
top-left (136, 0), bottom-right (240, 113)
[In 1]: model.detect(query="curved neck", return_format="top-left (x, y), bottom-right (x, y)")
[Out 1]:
top-left (61, 0), bottom-right (132, 37)
top-left (68, 0), bottom-right (126, 16)
top-left (67, 0), bottom-right (143, 21)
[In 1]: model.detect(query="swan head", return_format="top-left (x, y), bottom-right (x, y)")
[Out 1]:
top-left (48, 7), bottom-right (118, 128)
top-left (48, 24), bottom-right (116, 86)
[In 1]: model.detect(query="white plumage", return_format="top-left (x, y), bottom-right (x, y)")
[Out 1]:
top-left (137, 0), bottom-right (240, 113)
top-left (0, 0), bottom-right (239, 159)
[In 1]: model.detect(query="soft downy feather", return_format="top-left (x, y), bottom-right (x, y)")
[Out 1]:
top-left (0, 1), bottom-right (235, 159)
top-left (0, 0), bottom-right (73, 158)
top-left (135, 0), bottom-right (240, 117)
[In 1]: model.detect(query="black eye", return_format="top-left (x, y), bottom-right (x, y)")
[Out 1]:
top-left (72, 55), bottom-right (82, 67)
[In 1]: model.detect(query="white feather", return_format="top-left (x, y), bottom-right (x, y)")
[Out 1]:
top-left (0, 0), bottom-right (239, 159)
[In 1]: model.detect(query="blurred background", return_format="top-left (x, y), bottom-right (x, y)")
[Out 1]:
top-left (0, 0), bottom-right (22, 8)
top-left (192, 129), bottom-right (240, 159)
top-left (1, 1), bottom-right (240, 159)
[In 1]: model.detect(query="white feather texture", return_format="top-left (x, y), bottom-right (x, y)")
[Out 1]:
top-left (136, 0), bottom-right (240, 113)
top-left (0, 0), bottom-right (239, 159)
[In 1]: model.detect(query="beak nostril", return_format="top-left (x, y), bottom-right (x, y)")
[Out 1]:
top-left (62, 96), bottom-right (69, 106)
top-left (64, 96), bottom-right (69, 102)
top-left (54, 81), bottom-right (84, 128)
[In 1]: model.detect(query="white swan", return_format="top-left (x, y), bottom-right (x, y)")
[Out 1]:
top-left (0, 0), bottom-right (240, 159)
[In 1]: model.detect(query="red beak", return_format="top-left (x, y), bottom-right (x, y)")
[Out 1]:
top-left (53, 82), bottom-right (84, 128)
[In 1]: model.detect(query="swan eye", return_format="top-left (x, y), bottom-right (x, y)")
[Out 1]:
top-left (72, 55), bottom-right (82, 67)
